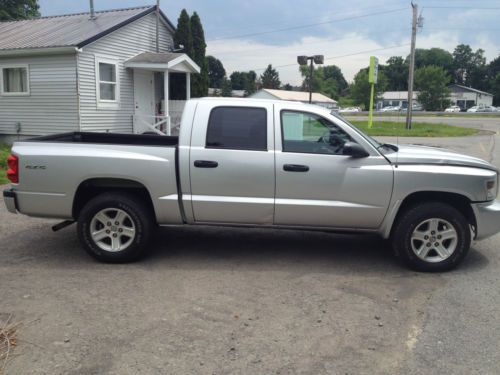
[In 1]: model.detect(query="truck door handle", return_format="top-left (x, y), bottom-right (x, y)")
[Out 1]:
top-left (194, 160), bottom-right (219, 168)
top-left (283, 164), bottom-right (309, 172)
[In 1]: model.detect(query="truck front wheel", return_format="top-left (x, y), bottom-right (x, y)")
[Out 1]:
top-left (77, 192), bottom-right (154, 263)
top-left (391, 202), bottom-right (471, 272)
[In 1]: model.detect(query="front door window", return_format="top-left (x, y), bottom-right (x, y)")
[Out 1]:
top-left (281, 110), bottom-right (352, 155)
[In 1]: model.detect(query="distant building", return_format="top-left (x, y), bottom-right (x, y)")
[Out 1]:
top-left (448, 84), bottom-right (493, 109)
top-left (378, 91), bottom-right (419, 110)
top-left (250, 89), bottom-right (338, 109)
top-left (378, 85), bottom-right (494, 110)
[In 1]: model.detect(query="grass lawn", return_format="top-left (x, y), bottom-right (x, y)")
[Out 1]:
top-left (0, 144), bottom-right (11, 185)
top-left (346, 112), bottom-right (500, 119)
top-left (350, 120), bottom-right (478, 137)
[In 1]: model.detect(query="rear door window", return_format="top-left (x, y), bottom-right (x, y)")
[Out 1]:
top-left (206, 106), bottom-right (267, 151)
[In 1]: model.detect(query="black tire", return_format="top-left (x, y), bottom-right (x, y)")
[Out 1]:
top-left (391, 202), bottom-right (471, 272)
top-left (77, 192), bottom-right (155, 263)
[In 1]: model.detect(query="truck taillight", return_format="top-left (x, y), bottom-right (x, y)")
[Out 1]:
top-left (7, 154), bottom-right (19, 183)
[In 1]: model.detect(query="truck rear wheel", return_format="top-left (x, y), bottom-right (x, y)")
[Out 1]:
top-left (391, 202), bottom-right (471, 272)
top-left (77, 192), bottom-right (154, 263)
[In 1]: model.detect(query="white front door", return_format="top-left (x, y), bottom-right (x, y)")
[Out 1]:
top-left (133, 70), bottom-right (154, 118)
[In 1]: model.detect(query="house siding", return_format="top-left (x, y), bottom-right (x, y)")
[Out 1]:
top-left (0, 53), bottom-right (78, 136)
top-left (78, 12), bottom-right (174, 133)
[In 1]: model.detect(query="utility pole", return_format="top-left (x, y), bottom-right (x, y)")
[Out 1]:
top-left (406, 2), bottom-right (418, 130)
top-left (309, 58), bottom-right (314, 104)
top-left (156, 0), bottom-right (160, 53)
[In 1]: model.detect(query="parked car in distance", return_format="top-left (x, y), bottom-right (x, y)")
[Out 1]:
top-left (339, 107), bottom-right (361, 113)
top-left (412, 104), bottom-right (423, 111)
top-left (468, 105), bottom-right (496, 113)
top-left (445, 105), bottom-right (462, 113)
top-left (4, 98), bottom-right (500, 272)
top-left (379, 106), bottom-right (402, 112)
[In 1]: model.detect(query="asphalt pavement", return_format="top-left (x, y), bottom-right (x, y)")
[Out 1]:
top-left (1, 117), bottom-right (499, 374)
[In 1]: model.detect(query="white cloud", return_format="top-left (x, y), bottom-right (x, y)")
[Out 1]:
top-left (208, 29), bottom-right (499, 85)
top-left (208, 34), bottom-right (410, 84)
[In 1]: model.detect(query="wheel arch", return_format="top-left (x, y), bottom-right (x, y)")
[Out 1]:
top-left (72, 178), bottom-right (156, 221)
top-left (382, 191), bottom-right (476, 239)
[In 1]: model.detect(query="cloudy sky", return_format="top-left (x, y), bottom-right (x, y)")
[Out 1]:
top-left (39, 0), bottom-right (500, 84)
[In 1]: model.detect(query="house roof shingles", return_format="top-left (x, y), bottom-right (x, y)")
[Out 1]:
top-left (0, 6), bottom-right (173, 51)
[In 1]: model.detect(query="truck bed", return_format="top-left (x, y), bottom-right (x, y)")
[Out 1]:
top-left (28, 132), bottom-right (179, 147)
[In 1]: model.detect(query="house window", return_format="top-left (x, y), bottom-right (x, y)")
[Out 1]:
top-left (1, 65), bottom-right (29, 95)
top-left (95, 57), bottom-right (120, 107)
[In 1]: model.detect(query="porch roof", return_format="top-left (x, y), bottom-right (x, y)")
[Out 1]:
top-left (124, 52), bottom-right (200, 73)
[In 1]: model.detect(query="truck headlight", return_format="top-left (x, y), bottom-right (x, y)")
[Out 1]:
top-left (486, 179), bottom-right (497, 200)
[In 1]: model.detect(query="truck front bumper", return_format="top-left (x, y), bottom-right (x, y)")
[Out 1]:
top-left (3, 189), bottom-right (18, 214)
top-left (472, 199), bottom-right (500, 240)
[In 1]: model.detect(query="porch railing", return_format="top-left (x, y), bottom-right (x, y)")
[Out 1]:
top-left (133, 101), bottom-right (186, 136)
top-left (133, 115), bottom-right (171, 135)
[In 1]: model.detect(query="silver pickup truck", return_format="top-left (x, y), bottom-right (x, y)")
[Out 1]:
top-left (4, 98), bottom-right (500, 271)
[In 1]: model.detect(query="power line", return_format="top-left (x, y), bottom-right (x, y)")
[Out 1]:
top-left (243, 43), bottom-right (411, 72)
top-left (424, 27), bottom-right (500, 30)
top-left (205, 0), bottom-right (404, 36)
top-left (207, 8), bottom-right (407, 42)
top-left (425, 6), bottom-right (500, 9)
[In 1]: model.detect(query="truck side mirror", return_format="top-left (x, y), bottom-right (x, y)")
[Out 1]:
top-left (343, 142), bottom-right (369, 158)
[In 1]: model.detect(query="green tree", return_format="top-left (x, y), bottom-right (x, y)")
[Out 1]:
top-left (487, 56), bottom-right (500, 103)
top-left (229, 71), bottom-right (256, 95)
top-left (349, 68), bottom-right (387, 110)
top-left (190, 12), bottom-right (208, 97)
top-left (282, 83), bottom-right (293, 91)
top-left (173, 9), bottom-right (193, 56)
top-left (323, 65), bottom-right (348, 92)
top-left (300, 64), bottom-right (347, 100)
top-left (413, 48), bottom-right (454, 72)
top-left (0, 0), bottom-right (40, 21)
top-left (243, 71), bottom-right (257, 96)
top-left (220, 78), bottom-right (232, 97)
top-left (414, 65), bottom-right (451, 111)
top-left (382, 56), bottom-right (408, 91)
top-left (171, 9), bottom-right (193, 99)
top-left (453, 44), bottom-right (486, 87)
top-left (488, 55), bottom-right (500, 79)
top-left (491, 73), bottom-right (500, 106)
top-left (260, 64), bottom-right (281, 89)
top-left (229, 71), bottom-right (246, 90)
top-left (300, 65), bottom-right (322, 92)
top-left (207, 56), bottom-right (225, 88)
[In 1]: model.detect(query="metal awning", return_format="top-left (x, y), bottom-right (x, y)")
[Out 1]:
top-left (124, 52), bottom-right (200, 73)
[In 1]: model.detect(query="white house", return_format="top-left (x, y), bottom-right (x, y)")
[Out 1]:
top-left (0, 5), bottom-right (200, 143)
top-left (251, 89), bottom-right (338, 109)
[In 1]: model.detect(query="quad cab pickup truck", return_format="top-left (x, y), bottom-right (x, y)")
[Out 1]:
top-left (4, 98), bottom-right (500, 271)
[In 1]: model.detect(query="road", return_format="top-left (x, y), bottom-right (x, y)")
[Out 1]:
top-left (1, 126), bottom-right (500, 374)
